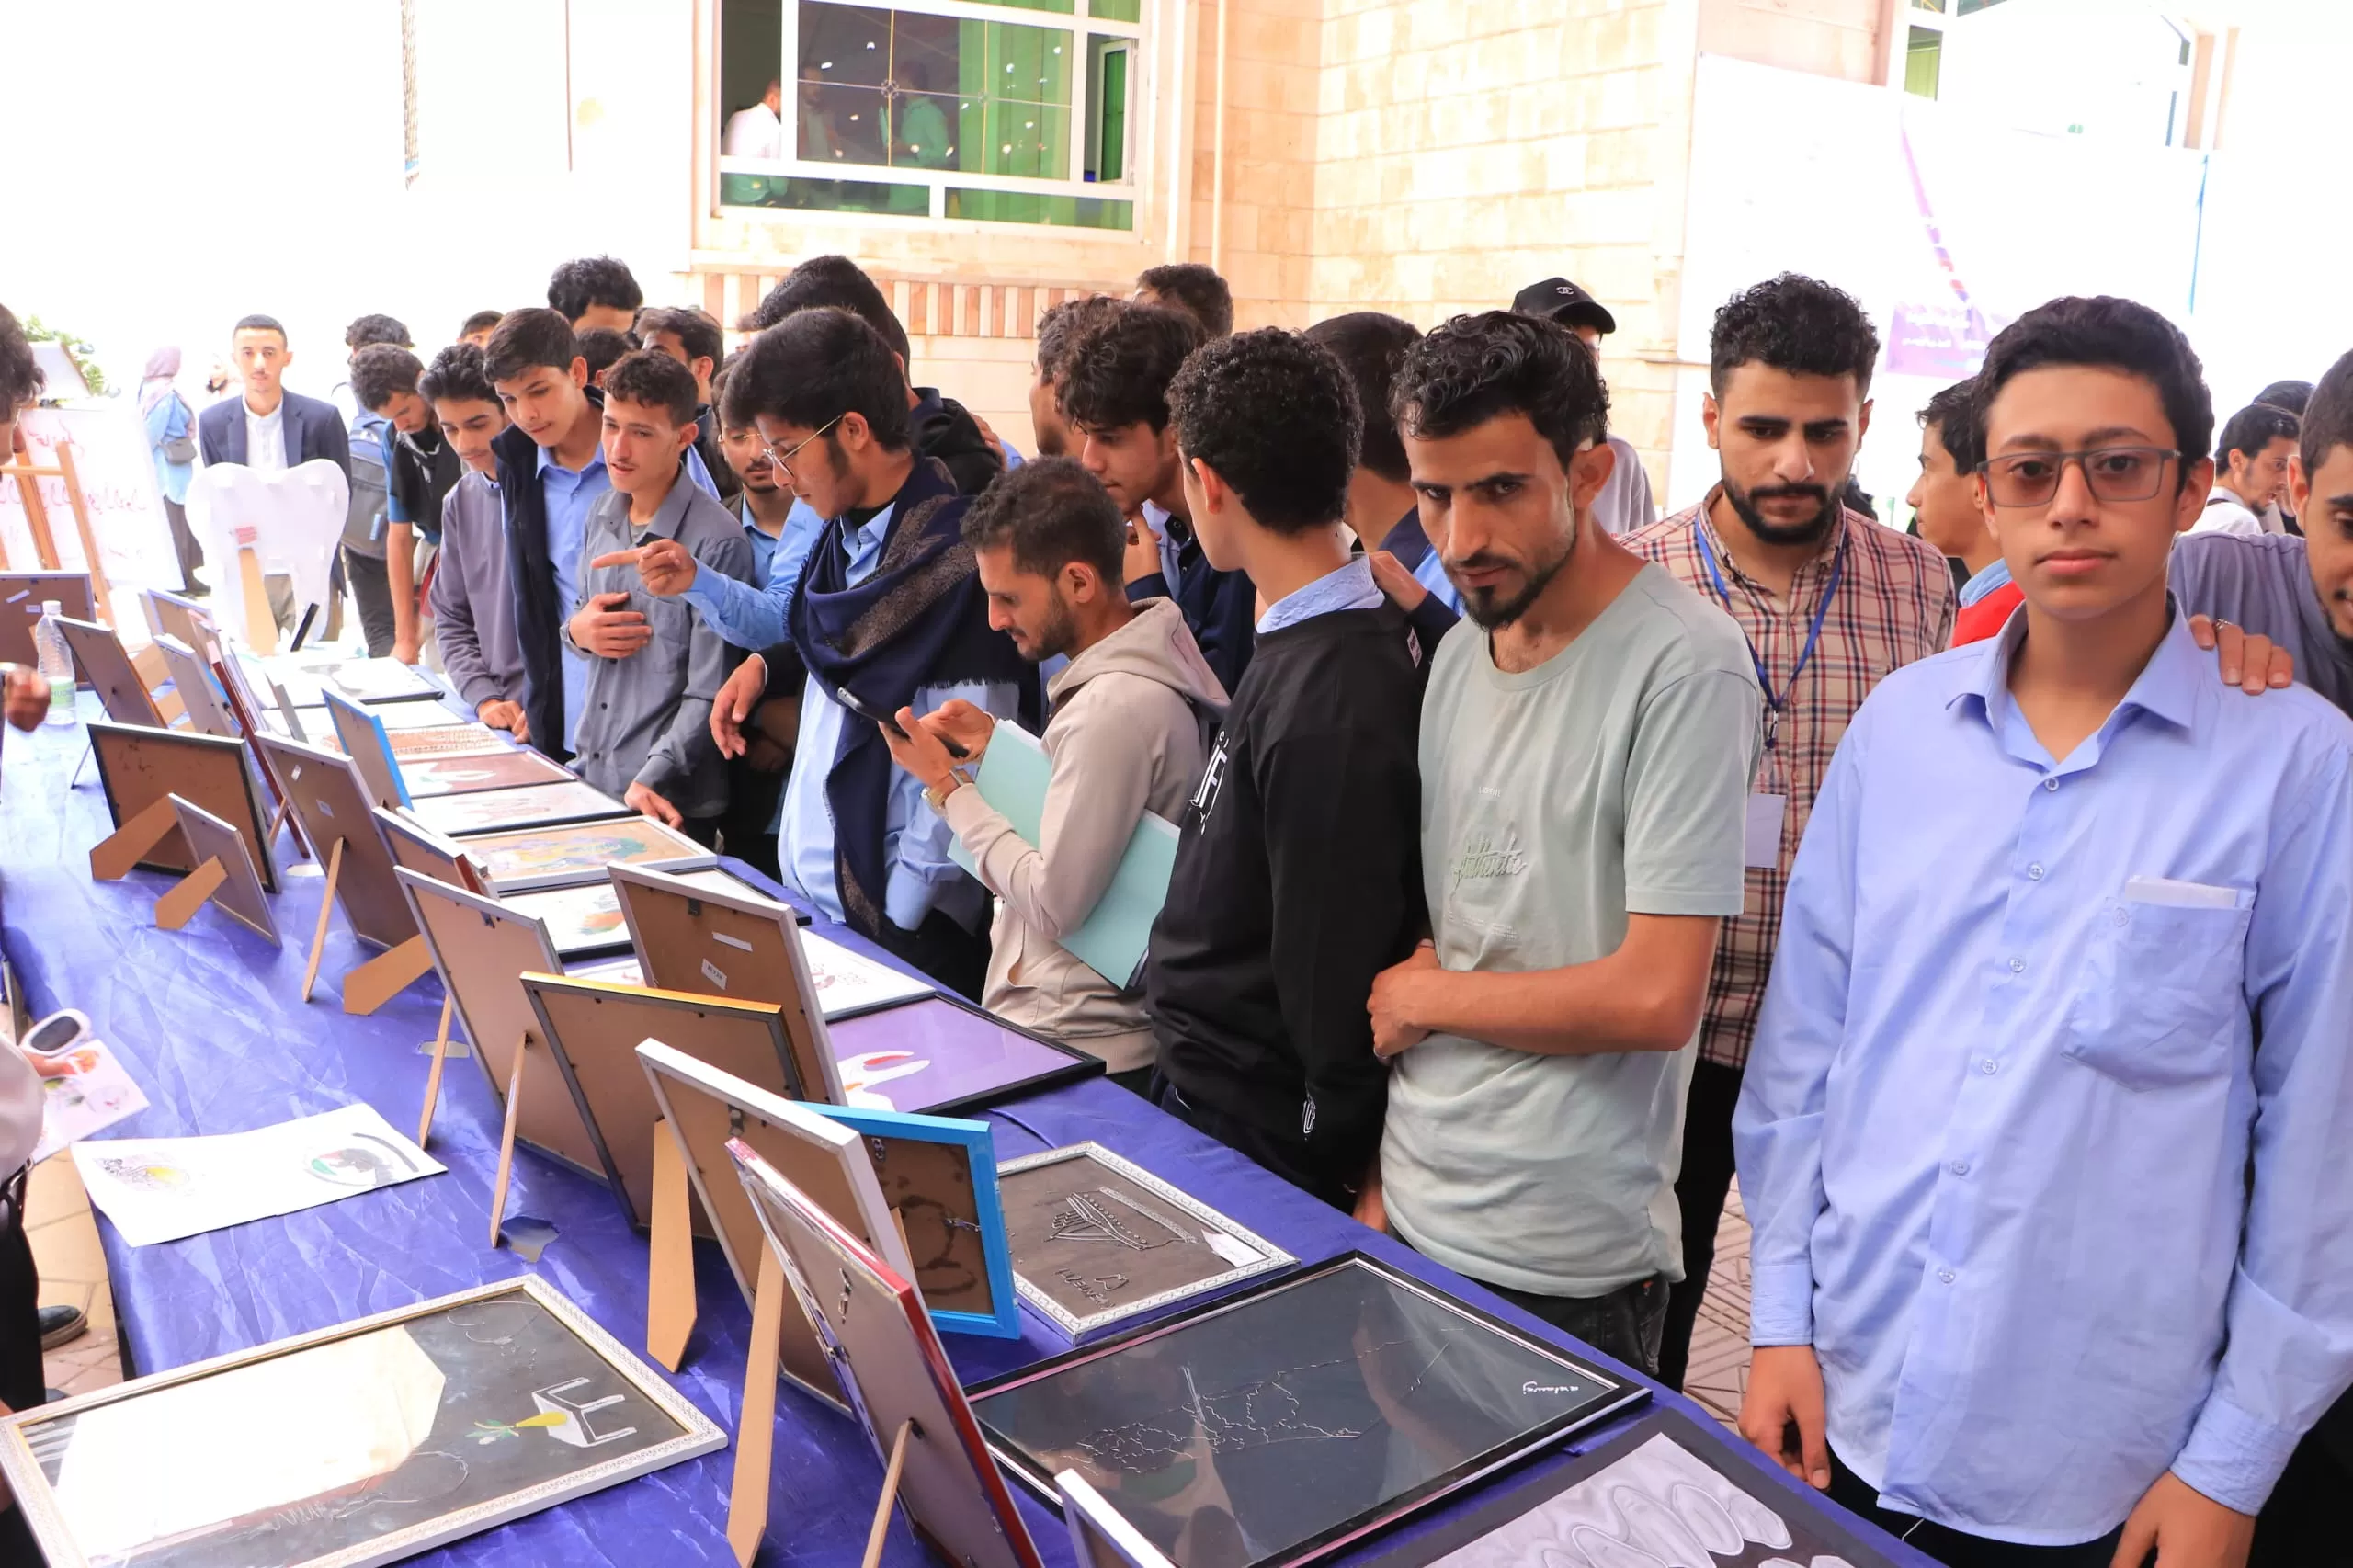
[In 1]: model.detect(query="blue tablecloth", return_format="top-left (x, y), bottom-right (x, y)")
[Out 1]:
top-left (0, 710), bottom-right (1932, 1567)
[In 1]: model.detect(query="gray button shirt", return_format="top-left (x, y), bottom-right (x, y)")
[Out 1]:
top-left (563, 469), bottom-right (753, 818)
top-left (428, 470), bottom-right (525, 714)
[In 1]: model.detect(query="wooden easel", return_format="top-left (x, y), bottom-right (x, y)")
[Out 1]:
top-left (720, 1233), bottom-right (918, 1568)
top-left (0, 442), bottom-right (116, 626)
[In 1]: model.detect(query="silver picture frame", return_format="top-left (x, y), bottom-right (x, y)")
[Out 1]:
top-left (995, 1142), bottom-right (1295, 1341)
top-left (0, 1275), bottom-right (725, 1568)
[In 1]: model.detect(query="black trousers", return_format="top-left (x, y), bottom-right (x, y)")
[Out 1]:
top-left (2250, 1396), bottom-right (2353, 1566)
top-left (1829, 1449), bottom-right (2131, 1567)
top-left (717, 755), bottom-right (784, 881)
top-left (1479, 1273), bottom-right (1669, 1378)
top-left (0, 1174), bottom-right (41, 1415)
top-left (1660, 1057), bottom-right (1744, 1391)
top-left (342, 547), bottom-right (396, 658)
top-left (868, 906), bottom-right (990, 1003)
top-left (160, 496), bottom-right (205, 584)
top-left (1148, 1074), bottom-right (1355, 1211)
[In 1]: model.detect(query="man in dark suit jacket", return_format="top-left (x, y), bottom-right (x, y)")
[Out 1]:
top-left (196, 315), bottom-right (352, 478)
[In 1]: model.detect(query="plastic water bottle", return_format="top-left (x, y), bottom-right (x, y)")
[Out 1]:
top-left (32, 601), bottom-right (74, 726)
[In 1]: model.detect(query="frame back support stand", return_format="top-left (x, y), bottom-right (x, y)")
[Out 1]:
top-left (237, 546), bottom-right (276, 653)
top-left (725, 1242), bottom-right (789, 1567)
top-left (488, 1032), bottom-right (532, 1249)
top-left (647, 1119), bottom-right (697, 1372)
top-left (296, 837), bottom-right (347, 1003)
top-left (152, 856), bottom-right (229, 931)
top-left (88, 797), bottom-right (177, 882)
top-left (861, 1417), bottom-right (916, 1568)
top-left (415, 992), bottom-right (455, 1147)
top-left (341, 935), bottom-right (433, 1016)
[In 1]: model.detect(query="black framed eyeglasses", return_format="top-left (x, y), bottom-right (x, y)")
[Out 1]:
top-left (1982, 446), bottom-right (2181, 507)
top-left (759, 413), bottom-right (843, 483)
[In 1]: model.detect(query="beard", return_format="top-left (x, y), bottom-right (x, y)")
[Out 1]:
top-left (1452, 528), bottom-right (1576, 631)
top-left (1725, 476), bottom-right (1838, 547)
top-left (1016, 591), bottom-right (1081, 663)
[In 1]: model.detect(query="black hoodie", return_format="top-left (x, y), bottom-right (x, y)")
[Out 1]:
top-left (911, 387), bottom-right (1002, 496)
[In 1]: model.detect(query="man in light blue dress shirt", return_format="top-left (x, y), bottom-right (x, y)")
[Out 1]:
top-left (1736, 297), bottom-right (2353, 1564)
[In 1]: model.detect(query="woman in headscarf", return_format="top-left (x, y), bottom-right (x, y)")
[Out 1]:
top-left (140, 347), bottom-right (205, 595)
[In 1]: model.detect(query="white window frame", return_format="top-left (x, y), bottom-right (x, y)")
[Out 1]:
top-left (719, 0), bottom-right (1146, 223)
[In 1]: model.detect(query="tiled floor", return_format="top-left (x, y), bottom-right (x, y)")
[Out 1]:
top-left (26, 1155), bottom-right (122, 1399)
top-left (1684, 1181), bottom-right (1753, 1431)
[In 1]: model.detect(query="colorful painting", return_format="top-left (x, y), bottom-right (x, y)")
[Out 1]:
top-left (503, 884), bottom-right (636, 958)
top-left (410, 781), bottom-right (628, 837)
top-left (30, 1038), bottom-right (149, 1165)
top-left (400, 748), bottom-right (574, 798)
top-left (461, 819), bottom-right (714, 892)
top-left (826, 998), bottom-right (1096, 1116)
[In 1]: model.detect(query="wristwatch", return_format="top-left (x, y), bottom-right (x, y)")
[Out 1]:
top-left (923, 773), bottom-right (967, 813)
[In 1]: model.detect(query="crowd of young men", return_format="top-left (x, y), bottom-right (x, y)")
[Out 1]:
top-left (17, 245), bottom-right (2353, 1566)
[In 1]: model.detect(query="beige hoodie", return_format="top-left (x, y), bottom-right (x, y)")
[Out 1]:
top-left (938, 597), bottom-right (1228, 1071)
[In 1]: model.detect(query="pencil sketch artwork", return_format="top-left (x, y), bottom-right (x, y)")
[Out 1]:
top-left (1426, 1432), bottom-right (1859, 1568)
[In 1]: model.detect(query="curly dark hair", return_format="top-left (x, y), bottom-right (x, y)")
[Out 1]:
top-left (960, 455), bottom-right (1125, 585)
top-left (2217, 401), bottom-right (2300, 466)
top-left (547, 256), bottom-right (643, 324)
top-left (344, 313), bottom-right (412, 353)
top-left (1390, 311), bottom-right (1608, 472)
top-left (1304, 312), bottom-right (1422, 484)
top-left (574, 327), bottom-right (635, 383)
top-left (740, 256), bottom-right (910, 363)
top-left (600, 347), bottom-right (700, 428)
top-left (1059, 304), bottom-right (1205, 436)
top-left (0, 305), bottom-right (42, 415)
top-left (722, 308), bottom-right (912, 451)
top-left (349, 344), bottom-right (425, 413)
top-left (2301, 352), bottom-right (2353, 478)
top-left (1975, 296), bottom-right (2212, 491)
top-left (1709, 273), bottom-right (1880, 397)
top-left (1167, 328), bottom-right (1358, 536)
top-left (418, 343), bottom-right (498, 408)
top-left (1035, 295), bottom-right (1125, 381)
top-left (635, 306), bottom-right (723, 372)
top-left (483, 308), bottom-right (578, 384)
top-left (1919, 376), bottom-right (1983, 474)
top-left (459, 309), bottom-right (505, 341)
top-left (1136, 264), bottom-right (1233, 340)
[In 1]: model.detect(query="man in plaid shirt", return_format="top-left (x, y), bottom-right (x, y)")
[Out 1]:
top-left (1625, 275), bottom-right (1954, 1390)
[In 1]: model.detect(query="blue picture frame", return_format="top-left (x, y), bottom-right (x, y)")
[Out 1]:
top-left (323, 687), bottom-right (411, 810)
top-left (809, 1102), bottom-right (1022, 1339)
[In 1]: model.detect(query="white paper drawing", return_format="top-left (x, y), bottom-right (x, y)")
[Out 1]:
top-left (800, 930), bottom-right (934, 1018)
top-left (28, 1038), bottom-right (149, 1165)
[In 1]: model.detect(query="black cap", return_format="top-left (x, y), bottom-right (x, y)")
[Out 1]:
top-left (1510, 278), bottom-right (1617, 335)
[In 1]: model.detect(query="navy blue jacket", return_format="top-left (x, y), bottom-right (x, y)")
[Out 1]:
top-left (1126, 512), bottom-right (1256, 696)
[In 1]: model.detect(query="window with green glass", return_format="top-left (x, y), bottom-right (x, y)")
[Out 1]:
top-left (720, 0), bottom-right (1140, 230)
top-left (1904, 26), bottom-right (1942, 98)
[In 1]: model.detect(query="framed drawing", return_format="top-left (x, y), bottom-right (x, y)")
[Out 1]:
top-left (730, 1141), bottom-right (1046, 1568)
top-left (325, 688), bottom-right (411, 810)
top-left (400, 746), bottom-right (572, 798)
top-left (523, 973), bottom-right (800, 1229)
top-left (825, 995), bottom-right (1099, 1118)
top-left (168, 795), bottom-right (281, 944)
top-left (1059, 1470), bottom-right (1178, 1568)
top-left (89, 721), bottom-right (278, 892)
top-left (152, 635), bottom-right (237, 739)
top-left (797, 929), bottom-right (936, 1020)
top-left (458, 818), bottom-right (713, 894)
top-left (0, 1275), bottom-right (723, 1568)
top-left (0, 571), bottom-right (94, 671)
top-left (394, 869), bottom-right (602, 1181)
top-left (610, 863), bottom-right (844, 1107)
top-left (56, 616), bottom-right (165, 728)
top-left (810, 1101), bottom-right (1019, 1339)
top-left (506, 866), bottom-right (786, 960)
top-left (638, 1042), bottom-right (908, 1413)
top-left (1356, 1408), bottom-right (1904, 1568)
top-left (265, 654), bottom-right (442, 705)
top-left (254, 734), bottom-right (415, 949)
top-left (371, 808), bottom-right (486, 895)
top-left (994, 1142), bottom-right (1292, 1343)
top-left (966, 1253), bottom-right (1646, 1568)
top-left (411, 781), bottom-right (631, 838)
top-left (146, 585), bottom-right (218, 655)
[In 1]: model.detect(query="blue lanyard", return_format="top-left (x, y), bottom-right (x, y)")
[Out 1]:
top-left (1695, 526), bottom-right (1846, 752)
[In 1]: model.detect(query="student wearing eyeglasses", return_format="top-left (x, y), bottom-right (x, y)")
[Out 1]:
top-left (1737, 297), bottom-right (2353, 1565)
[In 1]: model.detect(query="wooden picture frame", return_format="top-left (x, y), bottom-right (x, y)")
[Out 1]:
top-left (0, 572), bottom-right (94, 672)
top-left (371, 807), bottom-right (486, 895)
top-left (88, 720), bottom-right (278, 892)
top-left (56, 615), bottom-right (165, 728)
top-left (523, 973), bottom-right (801, 1231)
top-left (408, 780), bottom-right (631, 838)
top-left (153, 634), bottom-right (237, 739)
top-left (461, 818), bottom-right (715, 894)
top-left (810, 1101), bottom-right (1018, 1339)
top-left (394, 870), bottom-right (603, 1184)
top-left (731, 1141), bottom-right (1047, 1568)
top-left (324, 688), bottom-right (410, 810)
top-left (0, 1275), bottom-right (724, 1568)
top-left (253, 733), bottom-right (415, 950)
top-left (611, 863), bottom-right (845, 1106)
top-left (165, 795), bottom-right (281, 945)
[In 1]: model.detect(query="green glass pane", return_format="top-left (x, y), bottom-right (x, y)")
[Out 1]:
top-left (722, 172), bottom-right (929, 216)
top-left (947, 187), bottom-right (1132, 230)
top-left (994, 0), bottom-right (1074, 11)
top-left (1096, 43), bottom-right (1126, 181)
top-left (982, 99), bottom-right (1068, 179)
top-left (1091, 0), bottom-right (1141, 20)
top-left (1904, 27), bottom-right (1941, 98)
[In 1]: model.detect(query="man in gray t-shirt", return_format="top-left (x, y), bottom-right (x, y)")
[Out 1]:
top-left (1367, 313), bottom-right (1760, 1376)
